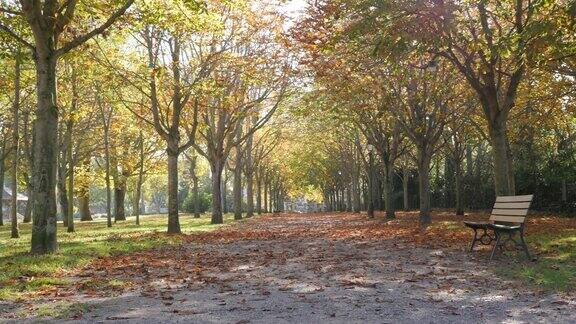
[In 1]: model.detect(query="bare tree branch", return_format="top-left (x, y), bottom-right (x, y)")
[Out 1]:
top-left (0, 23), bottom-right (34, 50)
top-left (56, 0), bottom-right (134, 56)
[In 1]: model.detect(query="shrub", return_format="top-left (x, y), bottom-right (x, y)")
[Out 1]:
top-left (182, 192), bottom-right (211, 213)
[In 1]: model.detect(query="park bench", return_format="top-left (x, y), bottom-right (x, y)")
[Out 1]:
top-left (464, 195), bottom-right (533, 261)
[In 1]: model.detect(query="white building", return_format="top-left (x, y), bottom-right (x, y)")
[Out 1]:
top-left (1, 186), bottom-right (28, 222)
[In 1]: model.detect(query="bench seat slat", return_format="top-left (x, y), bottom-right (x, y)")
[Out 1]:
top-left (495, 195), bottom-right (533, 203)
top-left (491, 208), bottom-right (529, 216)
top-left (490, 215), bottom-right (526, 223)
top-left (493, 202), bottom-right (531, 209)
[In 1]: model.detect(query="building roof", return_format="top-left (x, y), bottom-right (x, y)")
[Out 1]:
top-left (2, 186), bottom-right (28, 201)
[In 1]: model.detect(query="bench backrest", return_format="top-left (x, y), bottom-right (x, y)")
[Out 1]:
top-left (489, 195), bottom-right (533, 225)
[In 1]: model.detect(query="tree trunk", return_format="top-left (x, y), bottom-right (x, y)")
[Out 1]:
top-left (383, 164), bottom-right (395, 219)
top-left (11, 57), bottom-right (21, 238)
top-left (346, 187), bottom-right (352, 212)
top-left (114, 178), bottom-right (127, 221)
top-left (263, 176), bottom-right (268, 213)
top-left (274, 183), bottom-right (281, 213)
top-left (131, 189), bottom-right (140, 222)
top-left (79, 158), bottom-right (92, 221)
top-left (271, 183), bottom-right (277, 213)
top-left (487, 119), bottom-right (515, 196)
top-left (562, 179), bottom-right (567, 202)
top-left (66, 119), bottom-right (75, 233)
top-left (403, 164), bottom-right (409, 211)
top-left (269, 181), bottom-right (274, 213)
top-left (245, 122), bottom-right (254, 217)
top-left (233, 168), bottom-right (242, 220)
top-left (246, 172), bottom-right (254, 217)
top-left (444, 157), bottom-right (451, 208)
top-left (506, 146), bottom-right (516, 194)
top-left (233, 161), bottom-right (242, 220)
top-left (367, 152), bottom-right (375, 218)
top-left (188, 153), bottom-right (200, 218)
top-left (31, 53), bottom-right (59, 254)
top-left (167, 151), bottom-right (180, 233)
top-left (22, 112), bottom-right (33, 224)
top-left (23, 181), bottom-right (33, 223)
top-left (352, 162), bottom-right (361, 213)
top-left (279, 187), bottom-right (284, 212)
top-left (233, 131), bottom-right (243, 220)
top-left (211, 159), bottom-right (224, 224)
top-left (192, 173), bottom-right (200, 218)
top-left (256, 172), bottom-right (262, 215)
top-left (79, 194), bottom-right (91, 221)
top-left (134, 131), bottom-right (145, 224)
top-left (418, 156), bottom-right (432, 228)
top-left (465, 144), bottom-right (473, 176)
top-left (222, 168), bottom-right (228, 214)
top-left (0, 156), bottom-right (4, 226)
top-left (455, 163), bottom-right (464, 216)
top-left (268, 186), bottom-right (273, 213)
top-left (104, 125), bottom-right (112, 228)
top-left (57, 162), bottom-right (69, 227)
top-left (112, 153), bottom-right (127, 221)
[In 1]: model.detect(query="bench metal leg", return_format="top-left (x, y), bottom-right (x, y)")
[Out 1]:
top-left (469, 229), bottom-right (478, 252)
top-left (519, 231), bottom-right (532, 261)
top-left (490, 232), bottom-right (501, 261)
top-left (467, 226), bottom-right (495, 253)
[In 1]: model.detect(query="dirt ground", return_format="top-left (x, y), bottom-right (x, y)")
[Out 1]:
top-left (2, 213), bottom-right (575, 323)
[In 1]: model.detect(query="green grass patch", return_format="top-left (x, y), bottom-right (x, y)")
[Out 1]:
top-left (432, 217), bottom-right (576, 292)
top-left (0, 213), bottom-right (236, 301)
top-left (495, 232), bottom-right (576, 292)
top-left (432, 221), bottom-right (462, 231)
top-left (33, 301), bottom-right (90, 319)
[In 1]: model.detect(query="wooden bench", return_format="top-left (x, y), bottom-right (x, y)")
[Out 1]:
top-left (464, 195), bottom-right (533, 261)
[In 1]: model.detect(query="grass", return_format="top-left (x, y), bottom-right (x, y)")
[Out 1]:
top-left (0, 213), bottom-right (236, 301)
top-left (33, 301), bottom-right (90, 319)
top-left (427, 211), bottom-right (576, 292)
top-left (494, 231), bottom-right (576, 292)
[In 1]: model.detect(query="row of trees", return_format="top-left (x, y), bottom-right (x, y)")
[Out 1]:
top-left (0, 0), bottom-right (292, 254)
top-left (1, 0), bottom-right (574, 253)
top-left (283, 0), bottom-right (576, 227)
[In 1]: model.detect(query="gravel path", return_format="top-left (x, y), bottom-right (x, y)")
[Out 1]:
top-left (2, 213), bottom-right (575, 323)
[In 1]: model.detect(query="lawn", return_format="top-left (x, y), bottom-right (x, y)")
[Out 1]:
top-left (414, 211), bottom-right (576, 292)
top-left (495, 231), bottom-right (576, 291)
top-left (0, 213), bottom-right (236, 301)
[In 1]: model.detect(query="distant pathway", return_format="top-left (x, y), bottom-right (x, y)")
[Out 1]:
top-left (5, 213), bottom-right (576, 323)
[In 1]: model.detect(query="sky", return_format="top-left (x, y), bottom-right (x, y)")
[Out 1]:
top-left (280, 0), bottom-right (308, 21)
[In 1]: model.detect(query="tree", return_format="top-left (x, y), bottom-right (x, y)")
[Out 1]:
top-left (250, 128), bottom-right (280, 215)
top-left (9, 54), bottom-right (21, 238)
top-left (0, 21), bottom-right (12, 229)
top-left (385, 0), bottom-right (568, 196)
top-left (443, 106), bottom-right (477, 216)
top-left (133, 130), bottom-right (145, 223)
top-left (100, 0), bottom-right (223, 233)
top-left (391, 63), bottom-right (466, 227)
top-left (356, 109), bottom-right (403, 219)
top-left (184, 150), bottom-right (201, 218)
top-left (0, 128), bottom-right (9, 227)
top-left (232, 126), bottom-right (244, 220)
top-left (0, 0), bottom-right (134, 253)
top-left (96, 87), bottom-right (115, 228)
top-left (192, 2), bottom-right (289, 224)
